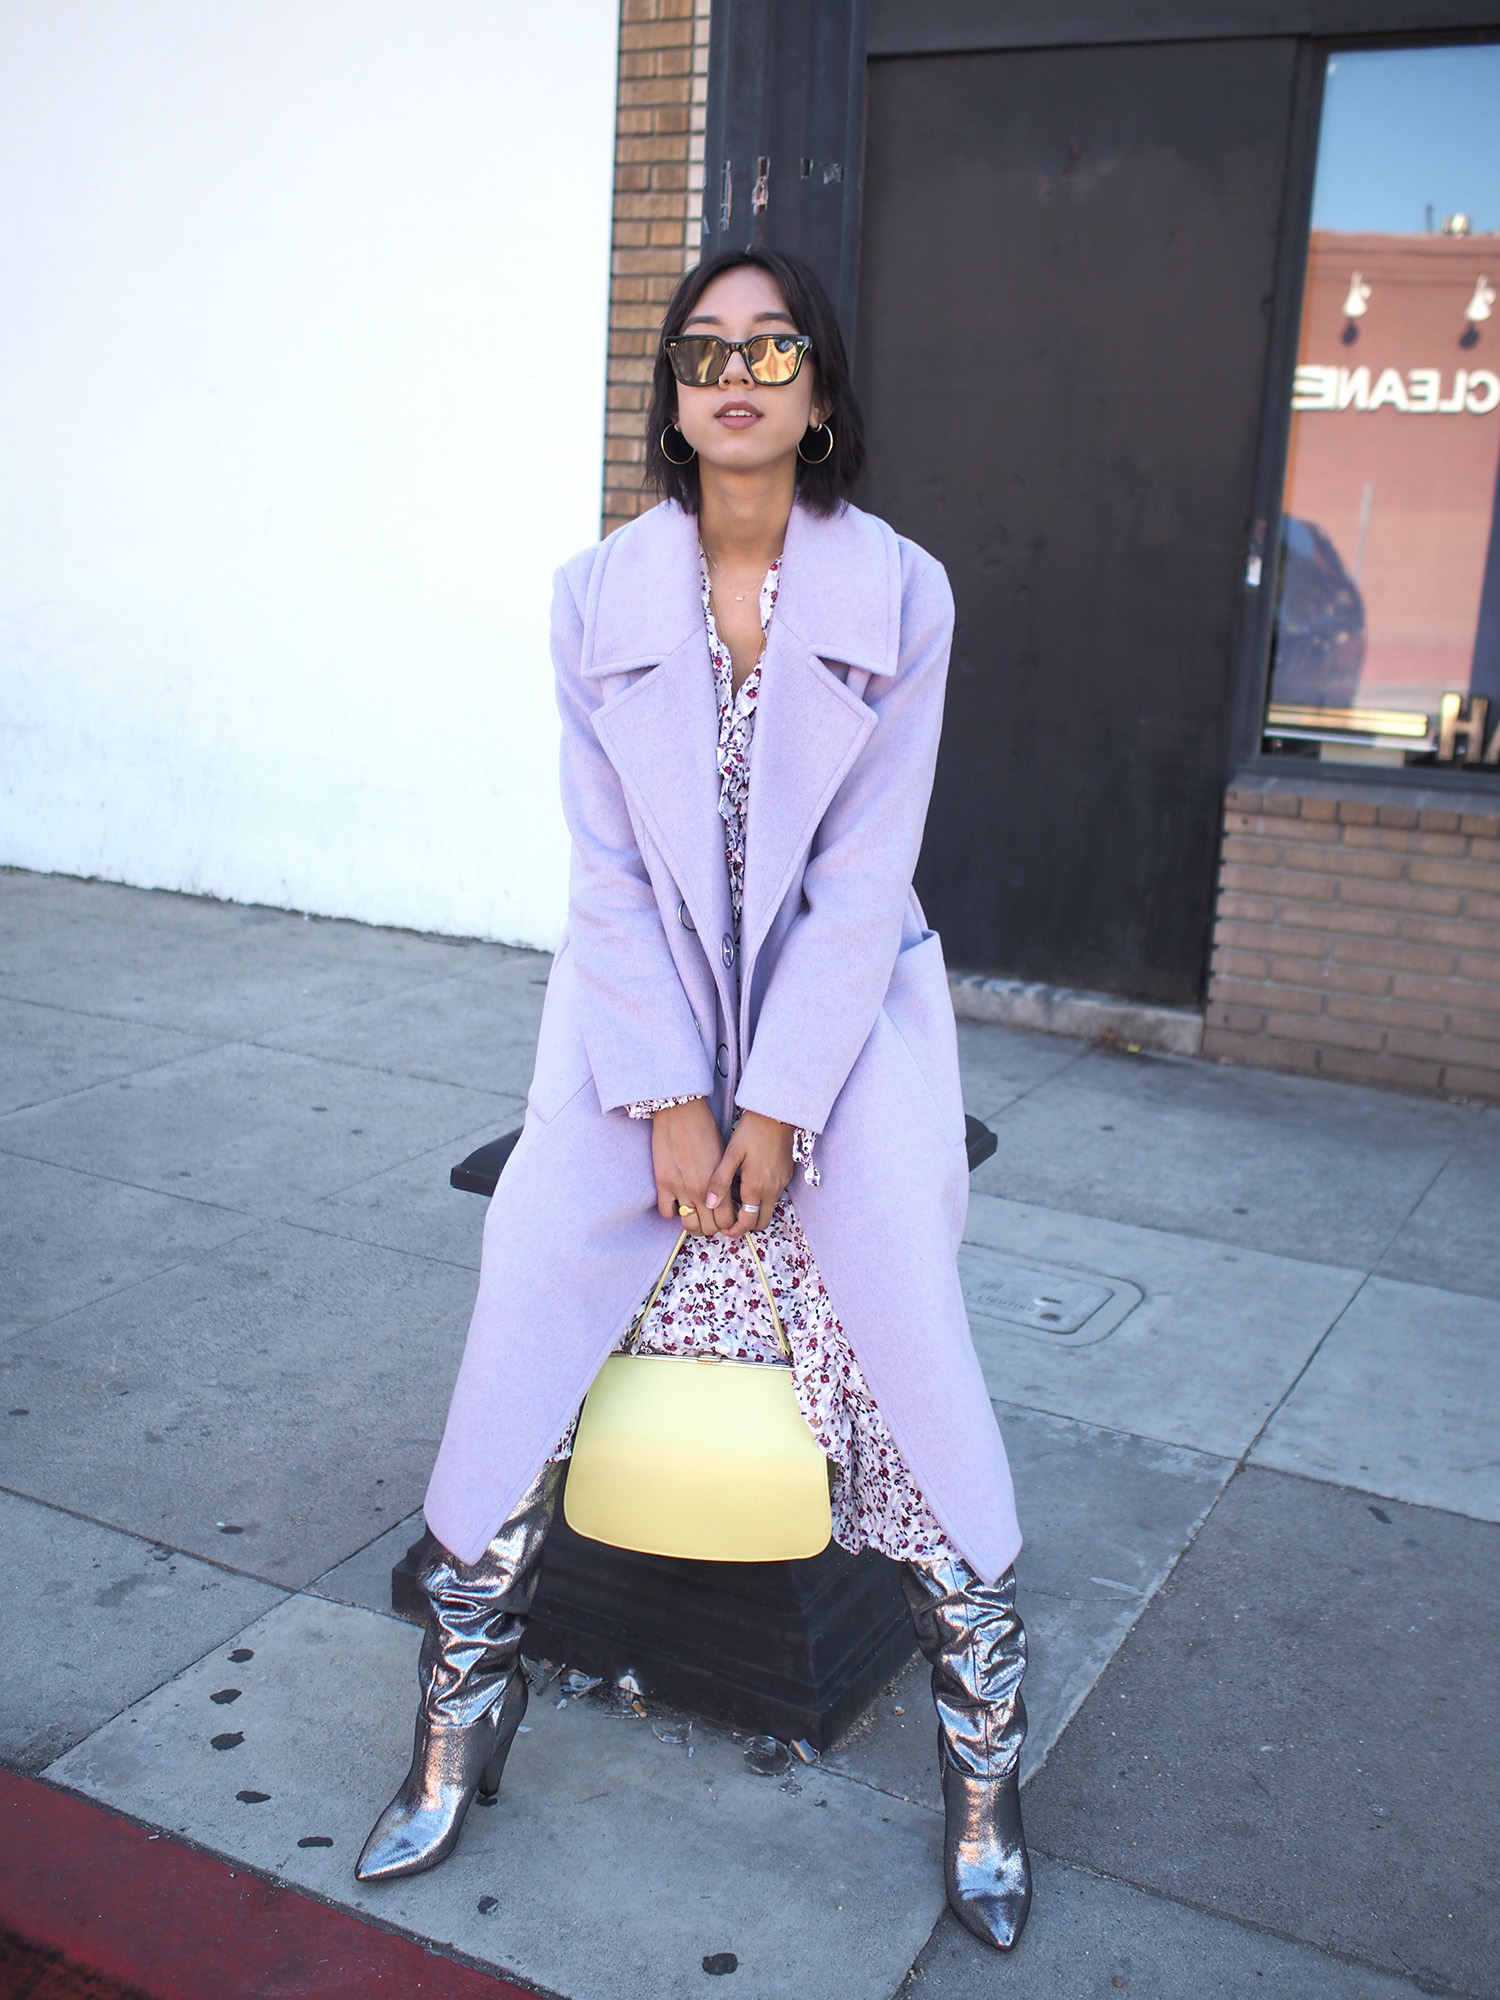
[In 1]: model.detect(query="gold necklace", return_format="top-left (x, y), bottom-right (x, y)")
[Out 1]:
top-left (702, 545), bottom-right (763, 604)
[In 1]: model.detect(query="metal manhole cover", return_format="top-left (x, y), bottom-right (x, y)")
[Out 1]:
top-left (958, 1246), bottom-right (1141, 1348)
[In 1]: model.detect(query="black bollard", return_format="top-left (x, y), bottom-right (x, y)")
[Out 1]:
top-left (392, 1115), bottom-right (999, 1749)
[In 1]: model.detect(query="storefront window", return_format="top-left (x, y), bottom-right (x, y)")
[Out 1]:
top-left (1263, 45), bottom-right (1500, 772)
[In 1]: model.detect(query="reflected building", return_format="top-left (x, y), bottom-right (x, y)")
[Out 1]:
top-left (1268, 226), bottom-right (1500, 760)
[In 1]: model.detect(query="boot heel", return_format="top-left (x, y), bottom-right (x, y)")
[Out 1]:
top-left (476, 1736), bottom-right (513, 1805)
top-left (477, 1670), bottom-right (529, 1804)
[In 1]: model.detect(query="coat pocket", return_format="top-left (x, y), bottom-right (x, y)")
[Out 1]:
top-left (879, 930), bottom-right (966, 1145)
top-left (526, 944), bottom-right (594, 1124)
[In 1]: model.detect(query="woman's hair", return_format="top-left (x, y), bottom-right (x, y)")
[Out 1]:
top-left (644, 248), bottom-right (865, 516)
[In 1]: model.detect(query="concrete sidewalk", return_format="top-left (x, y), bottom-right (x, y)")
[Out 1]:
top-left (2, 867), bottom-right (1496, 1999)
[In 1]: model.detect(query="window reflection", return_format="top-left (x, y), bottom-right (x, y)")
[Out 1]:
top-left (1264, 45), bottom-right (1500, 771)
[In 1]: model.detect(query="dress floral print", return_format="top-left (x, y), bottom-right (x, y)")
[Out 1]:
top-left (552, 554), bottom-right (955, 1568)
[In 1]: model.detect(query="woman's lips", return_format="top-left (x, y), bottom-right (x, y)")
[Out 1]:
top-left (714, 401), bottom-right (761, 428)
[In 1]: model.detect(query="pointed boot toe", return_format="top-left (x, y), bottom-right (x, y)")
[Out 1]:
top-left (356, 1711), bottom-right (515, 1883)
top-left (355, 1798), bottom-right (454, 1883)
top-left (942, 1764), bottom-right (1032, 1951)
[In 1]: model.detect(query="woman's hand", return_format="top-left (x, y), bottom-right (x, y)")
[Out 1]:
top-left (707, 1111), bottom-right (794, 1237)
top-left (651, 1099), bottom-right (728, 1235)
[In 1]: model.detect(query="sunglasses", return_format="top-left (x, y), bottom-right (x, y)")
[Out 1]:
top-left (664, 333), bottom-right (812, 388)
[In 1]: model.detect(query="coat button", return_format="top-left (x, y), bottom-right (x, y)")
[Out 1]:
top-left (721, 933), bottom-right (735, 969)
top-left (716, 1043), bottom-right (730, 1079)
top-left (677, 900), bottom-right (696, 933)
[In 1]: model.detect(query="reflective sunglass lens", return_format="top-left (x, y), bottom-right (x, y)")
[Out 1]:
top-left (665, 334), bottom-right (807, 385)
top-left (669, 338), bottom-right (724, 385)
top-left (691, 341), bottom-right (724, 386)
top-left (747, 337), bottom-right (803, 383)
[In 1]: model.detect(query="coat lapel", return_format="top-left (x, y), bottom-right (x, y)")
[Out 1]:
top-left (590, 628), bottom-right (734, 968)
top-left (581, 498), bottom-right (906, 1051)
top-left (585, 505), bottom-right (735, 1010)
top-left (739, 502), bottom-right (904, 978)
top-left (739, 627), bottom-right (875, 974)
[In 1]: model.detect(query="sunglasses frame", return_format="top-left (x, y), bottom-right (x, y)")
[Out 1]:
top-left (664, 333), bottom-right (813, 388)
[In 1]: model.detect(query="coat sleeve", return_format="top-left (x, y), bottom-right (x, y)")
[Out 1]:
top-left (552, 558), bottom-right (716, 1115)
top-left (734, 546), bottom-right (954, 1136)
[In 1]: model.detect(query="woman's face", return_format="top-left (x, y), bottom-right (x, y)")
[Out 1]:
top-left (671, 265), bottom-right (828, 477)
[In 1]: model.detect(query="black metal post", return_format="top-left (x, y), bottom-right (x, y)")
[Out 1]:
top-left (701, 0), bottom-right (869, 346)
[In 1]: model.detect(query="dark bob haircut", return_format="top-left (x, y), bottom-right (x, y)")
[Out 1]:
top-left (644, 248), bottom-right (865, 517)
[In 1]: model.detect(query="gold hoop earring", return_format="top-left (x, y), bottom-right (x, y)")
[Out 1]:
top-left (659, 424), bottom-right (697, 467)
top-left (797, 422), bottom-right (835, 465)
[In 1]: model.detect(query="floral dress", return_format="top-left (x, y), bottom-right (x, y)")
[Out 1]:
top-left (553, 554), bottom-right (956, 1567)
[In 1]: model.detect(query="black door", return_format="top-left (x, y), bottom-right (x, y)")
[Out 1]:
top-left (857, 39), bottom-right (1298, 1003)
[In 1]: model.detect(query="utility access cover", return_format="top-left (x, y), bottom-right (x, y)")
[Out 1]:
top-left (958, 1247), bottom-right (1141, 1348)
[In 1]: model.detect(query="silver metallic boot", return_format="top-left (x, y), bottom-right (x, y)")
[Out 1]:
top-left (356, 1463), bottom-right (560, 1883)
top-left (902, 1556), bottom-right (1031, 1951)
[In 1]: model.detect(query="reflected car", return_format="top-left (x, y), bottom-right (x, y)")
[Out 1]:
top-left (1268, 516), bottom-right (1367, 708)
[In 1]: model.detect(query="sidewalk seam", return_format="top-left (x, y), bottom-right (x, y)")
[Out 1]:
top-left (0, 950), bottom-right (514, 1039)
top-left (1237, 1274), bottom-right (1374, 1471)
top-left (1022, 1847), bottom-right (1486, 2000)
top-left (0, 1213), bottom-right (267, 1340)
top-left (0, 1023), bottom-right (236, 1118)
top-left (239, 1035), bottom-right (531, 1097)
top-left (967, 1184), bottom-right (1379, 1283)
top-left (0, 1481), bottom-right (305, 1594)
top-left (1366, 1138), bottom-right (1472, 1270)
top-left (962, 1039), bottom-right (1092, 1128)
top-left (276, 1214), bottom-right (484, 1275)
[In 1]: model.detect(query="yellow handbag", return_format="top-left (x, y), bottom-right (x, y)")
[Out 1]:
top-left (563, 1230), bottom-right (833, 1563)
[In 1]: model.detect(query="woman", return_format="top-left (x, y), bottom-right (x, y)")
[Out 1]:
top-left (357, 249), bottom-right (1030, 1953)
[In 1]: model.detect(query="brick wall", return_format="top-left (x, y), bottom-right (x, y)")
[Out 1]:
top-left (1204, 773), bottom-right (1500, 1102)
top-left (603, 0), bottom-right (711, 537)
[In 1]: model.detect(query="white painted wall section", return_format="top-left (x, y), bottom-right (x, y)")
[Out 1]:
top-left (0, 0), bottom-right (619, 947)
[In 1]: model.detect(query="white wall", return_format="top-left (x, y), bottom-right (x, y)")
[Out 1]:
top-left (0, 0), bottom-right (619, 947)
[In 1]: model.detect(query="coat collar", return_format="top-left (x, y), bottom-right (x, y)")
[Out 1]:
top-left (584, 498), bottom-right (903, 1038)
top-left (581, 499), bottom-right (903, 680)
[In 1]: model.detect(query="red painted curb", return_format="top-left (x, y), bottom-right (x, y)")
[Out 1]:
top-left (0, 1771), bottom-right (543, 2000)
top-left (1, 1924), bottom-right (156, 1998)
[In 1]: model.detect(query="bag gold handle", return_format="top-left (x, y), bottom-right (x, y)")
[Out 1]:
top-left (624, 1223), bottom-right (792, 1363)
top-left (744, 1231), bottom-right (791, 1362)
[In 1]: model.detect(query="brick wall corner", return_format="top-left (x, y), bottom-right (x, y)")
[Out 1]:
top-left (602, 0), bottom-right (711, 539)
top-left (1204, 773), bottom-right (1500, 1103)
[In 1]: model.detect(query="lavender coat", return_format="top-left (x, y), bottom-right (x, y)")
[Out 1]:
top-left (423, 498), bottom-right (1021, 1582)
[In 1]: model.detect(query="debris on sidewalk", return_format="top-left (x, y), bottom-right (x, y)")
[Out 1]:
top-left (740, 1734), bottom-right (791, 1777)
